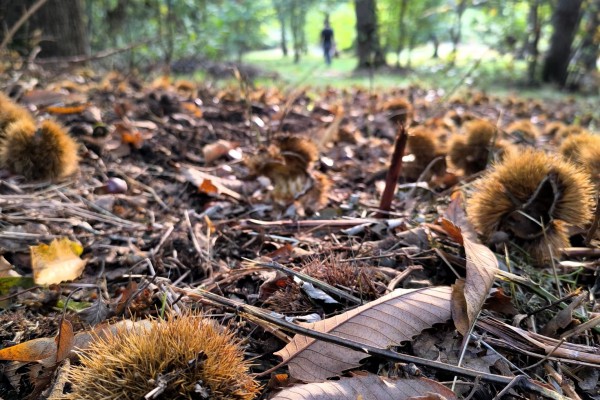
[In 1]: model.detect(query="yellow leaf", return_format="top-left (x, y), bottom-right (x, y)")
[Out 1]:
top-left (30, 238), bottom-right (86, 285)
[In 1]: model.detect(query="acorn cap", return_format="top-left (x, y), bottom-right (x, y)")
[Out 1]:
top-left (65, 314), bottom-right (260, 400)
top-left (0, 119), bottom-right (79, 181)
top-left (0, 92), bottom-right (34, 139)
top-left (467, 148), bottom-right (595, 263)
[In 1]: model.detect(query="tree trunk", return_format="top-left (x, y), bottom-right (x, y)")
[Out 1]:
top-left (431, 34), bottom-right (439, 58)
top-left (526, 0), bottom-right (541, 85)
top-left (289, 1), bottom-right (302, 63)
top-left (542, 0), bottom-right (583, 86)
top-left (274, 3), bottom-right (288, 57)
top-left (580, 0), bottom-right (600, 71)
top-left (395, 0), bottom-right (409, 68)
top-left (450, 0), bottom-right (467, 59)
top-left (29, 0), bottom-right (89, 57)
top-left (354, 0), bottom-right (386, 69)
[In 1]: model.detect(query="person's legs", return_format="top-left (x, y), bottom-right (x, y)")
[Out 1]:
top-left (324, 44), bottom-right (332, 65)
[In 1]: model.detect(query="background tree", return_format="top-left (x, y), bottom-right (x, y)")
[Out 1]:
top-left (1, 0), bottom-right (89, 58)
top-left (579, 0), bottom-right (600, 72)
top-left (449, 0), bottom-right (468, 62)
top-left (542, 0), bottom-right (584, 86)
top-left (354, 0), bottom-right (386, 68)
top-left (272, 0), bottom-right (288, 56)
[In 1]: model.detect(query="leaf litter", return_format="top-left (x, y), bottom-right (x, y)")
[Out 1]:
top-left (0, 67), bottom-right (598, 399)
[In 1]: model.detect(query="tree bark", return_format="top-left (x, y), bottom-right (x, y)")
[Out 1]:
top-left (450, 0), bottom-right (467, 59)
top-left (354, 0), bottom-right (386, 69)
top-left (395, 0), bottom-right (408, 68)
top-left (526, 0), bottom-right (541, 85)
top-left (580, 0), bottom-right (600, 71)
top-left (289, 1), bottom-right (302, 63)
top-left (25, 0), bottom-right (88, 57)
top-left (273, 2), bottom-right (288, 57)
top-left (542, 0), bottom-right (583, 86)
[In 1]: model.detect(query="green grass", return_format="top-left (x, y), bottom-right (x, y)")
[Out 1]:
top-left (242, 44), bottom-right (599, 106)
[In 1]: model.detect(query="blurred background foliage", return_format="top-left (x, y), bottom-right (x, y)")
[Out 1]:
top-left (0, 0), bottom-right (598, 92)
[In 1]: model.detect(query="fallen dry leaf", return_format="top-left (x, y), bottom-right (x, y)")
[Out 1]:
top-left (274, 286), bottom-right (452, 382)
top-left (45, 104), bottom-right (89, 115)
top-left (271, 374), bottom-right (457, 400)
top-left (541, 291), bottom-right (587, 337)
top-left (203, 139), bottom-right (238, 163)
top-left (182, 167), bottom-right (242, 200)
top-left (55, 319), bottom-right (74, 363)
top-left (0, 336), bottom-right (57, 363)
top-left (452, 236), bottom-right (498, 336)
top-left (30, 238), bottom-right (86, 285)
top-left (0, 319), bottom-right (152, 367)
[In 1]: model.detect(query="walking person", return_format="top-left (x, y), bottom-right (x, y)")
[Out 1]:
top-left (321, 20), bottom-right (334, 66)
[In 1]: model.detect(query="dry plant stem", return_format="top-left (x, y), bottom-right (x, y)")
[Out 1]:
top-left (377, 124), bottom-right (408, 217)
top-left (0, 0), bottom-right (48, 51)
top-left (492, 375), bottom-right (527, 400)
top-left (179, 287), bottom-right (568, 400)
top-left (249, 260), bottom-right (362, 304)
top-left (184, 209), bottom-right (211, 276)
top-left (239, 218), bottom-right (375, 233)
top-left (561, 247), bottom-right (600, 257)
top-left (585, 193), bottom-right (600, 245)
top-left (386, 265), bottom-right (423, 292)
top-left (526, 290), bottom-right (580, 317)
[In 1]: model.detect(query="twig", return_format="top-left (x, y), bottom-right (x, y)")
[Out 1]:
top-left (386, 265), bottom-right (423, 292)
top-left (34, 40), bottom-right (153, 64)
top-left (0, 0), bottom-right (48, 51)
top-left (247, 260), bottom-right (362, 304)
top-left (377, 124), bottom-right (408, 217)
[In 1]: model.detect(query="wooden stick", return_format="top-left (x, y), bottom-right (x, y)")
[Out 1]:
top-left (377, 123), bottom-right (408, 217)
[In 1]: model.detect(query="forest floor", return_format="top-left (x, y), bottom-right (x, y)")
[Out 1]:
top-left (0, 65), bottom-right (599, 399)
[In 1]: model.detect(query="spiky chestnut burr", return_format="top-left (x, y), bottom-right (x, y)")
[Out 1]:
top-left (467, 148), bottom-right (595, 263)
top-left (560, 134), bottom-right (600, 183)
top-left (65, 314), bottom-right (260, 400)
top-left (0, 119), bottom-right (79, 181)
top-left (0, 92), bottom-right (34, 139)
top-left (403, 126), bottom-right (446, 181)
top-left (449, 119), bottom-right (509, 176)
top-left (504, 119), bottom-right (540, 145)
top-left (381, 98), bottom-right (414, 126)
top-left (246, 135), bottom-right (329, 210)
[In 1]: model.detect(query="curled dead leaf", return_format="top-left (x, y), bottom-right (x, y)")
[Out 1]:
top-left (451, 236), bottom-right (498, 336)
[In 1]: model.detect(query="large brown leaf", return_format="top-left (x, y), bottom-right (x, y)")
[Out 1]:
top-left (274, 286), bottom-right (452, 382)
top-left (271, 374), bottom-right (457, 400)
